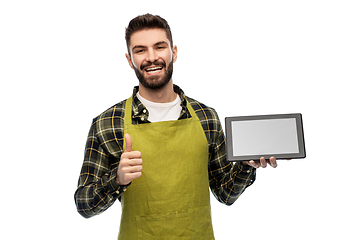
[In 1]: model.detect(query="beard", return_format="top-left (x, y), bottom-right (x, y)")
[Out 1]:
top-left (133, 59), bottom-right (174, 90)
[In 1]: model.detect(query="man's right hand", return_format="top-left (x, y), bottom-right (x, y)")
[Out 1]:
top-left (116, 134), bottom-right (143, 186)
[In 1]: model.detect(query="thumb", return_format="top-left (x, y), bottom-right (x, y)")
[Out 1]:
top-left (124, 133), bottom-right (132, 153)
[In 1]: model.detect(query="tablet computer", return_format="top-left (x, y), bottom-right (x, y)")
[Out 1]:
top-left (225, 113), bottom-right (306, 161)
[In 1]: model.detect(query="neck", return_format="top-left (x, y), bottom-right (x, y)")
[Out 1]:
top-left (138, 80), bottom-right (177, 103)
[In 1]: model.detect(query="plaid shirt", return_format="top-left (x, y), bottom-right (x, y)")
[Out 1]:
top-left (75, 85), bottom-right (256, 218)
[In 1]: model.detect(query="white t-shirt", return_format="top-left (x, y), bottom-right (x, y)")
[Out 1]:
top-left (136, 92), bottom-right (182, 123)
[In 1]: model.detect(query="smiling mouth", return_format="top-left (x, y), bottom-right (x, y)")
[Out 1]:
top-left (144, 66), bottom-right (163, 74)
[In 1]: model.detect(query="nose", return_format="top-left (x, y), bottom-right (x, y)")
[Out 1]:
top-left (145, 48), bottom-right (159, 63)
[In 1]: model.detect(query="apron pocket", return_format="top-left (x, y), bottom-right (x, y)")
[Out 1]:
top-left (135, 205), bottom-right (214, 240)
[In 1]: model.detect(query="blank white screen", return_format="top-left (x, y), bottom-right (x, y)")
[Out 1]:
top-left (231, 118), bottom-right (299, 156)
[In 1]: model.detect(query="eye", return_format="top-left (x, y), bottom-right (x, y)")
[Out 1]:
top-left (133, 47), bottom-right (146, 54)
top-left (156, 45), bottom-right (167, 50)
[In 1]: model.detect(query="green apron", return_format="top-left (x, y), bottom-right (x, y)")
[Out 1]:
top-left (118, 97), bottom-right (215, 239)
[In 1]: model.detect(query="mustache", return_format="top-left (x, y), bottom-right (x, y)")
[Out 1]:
top-left (140, 60), bottom-right (166, 71)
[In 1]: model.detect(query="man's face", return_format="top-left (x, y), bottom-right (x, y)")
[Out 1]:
top-left (126, 29), bottom-right (177, 90)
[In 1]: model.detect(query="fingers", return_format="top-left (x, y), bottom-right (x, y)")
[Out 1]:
top-left (121, 162), bottom-right (143, 175)
top-left (245, 156), bottom-right (278, 169)
top-left (116, 134), bottom-right (143, 186)
top-left (247, 160), bottom-right (260, 168)
top-left (124, 133), bottom-right (132, 153)
top-left (260, 157), bottom-right (267, 168)
top-left (269, 156), bottom-right (277, 168)
top-left (117, 155), bottom-right (143, 185)
top-left (123, 172), bottom-right (142, 183)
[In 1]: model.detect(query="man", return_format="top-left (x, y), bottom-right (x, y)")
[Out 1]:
top-left (75, 14), bottom-right (278, 239)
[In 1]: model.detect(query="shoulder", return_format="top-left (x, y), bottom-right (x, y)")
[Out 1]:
top-left (89, 99), bottom-right (127, 157)
top-left (92, 99), bottom-right (127, 126)
top-left (186, 96), bottom-right (220, 120)
top-left (185, 96), bottom-right (222, 132)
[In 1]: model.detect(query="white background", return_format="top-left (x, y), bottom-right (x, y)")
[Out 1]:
top-left (1, 0), bottom-right (359, 239)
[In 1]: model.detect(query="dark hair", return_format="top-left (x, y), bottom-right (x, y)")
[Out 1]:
top-left (125, 13), bottom-right (173, 53)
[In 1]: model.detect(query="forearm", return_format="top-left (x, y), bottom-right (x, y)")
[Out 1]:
top-left (74, 167), bottom-right (124, 218)
top-left (75, 118), bottom-right (126, 218)
top-left (209, 162), bottom-right (256, 205)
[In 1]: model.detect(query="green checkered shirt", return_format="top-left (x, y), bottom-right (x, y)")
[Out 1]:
top-left (75, 85), bottom-right (256, 218)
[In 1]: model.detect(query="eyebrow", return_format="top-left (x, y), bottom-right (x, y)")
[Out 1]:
top-left (132, 41), bottom-right (169, 52)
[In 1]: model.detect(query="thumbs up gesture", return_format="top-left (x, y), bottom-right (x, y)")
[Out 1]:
top-left (116, 134), bottom-right (143, 186)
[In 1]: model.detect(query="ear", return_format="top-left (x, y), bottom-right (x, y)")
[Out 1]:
top-left (125, 53), bottom-right (134, 69)
top-left (172, 45), bottom-right (178, 63)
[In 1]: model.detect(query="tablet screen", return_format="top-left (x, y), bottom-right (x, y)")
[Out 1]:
top-left (225, 113), bottom-right (306, 161)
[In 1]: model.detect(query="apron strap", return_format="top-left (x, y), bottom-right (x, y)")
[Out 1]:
top-left (124, 97), bottom-right (133, 124)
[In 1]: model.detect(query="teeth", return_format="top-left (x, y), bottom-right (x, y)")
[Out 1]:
top-left (146, 67), bottom-right (162, 72)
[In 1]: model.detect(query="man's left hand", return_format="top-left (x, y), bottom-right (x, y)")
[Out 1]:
top-left (242, 156), bottom-right (278, 168)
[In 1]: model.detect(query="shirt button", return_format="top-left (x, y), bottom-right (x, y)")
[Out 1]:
top-left (141, 116), bottom-right (145, 121)
top-left (115, 190), bottom-right (120, 194)
top-left (246, 170), bottom-right (251, 173)
top-left (143, 109), bottom-right (147, 113)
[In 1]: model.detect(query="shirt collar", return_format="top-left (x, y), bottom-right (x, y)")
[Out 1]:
top-left (131, 84), bottom-right (189, 122)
